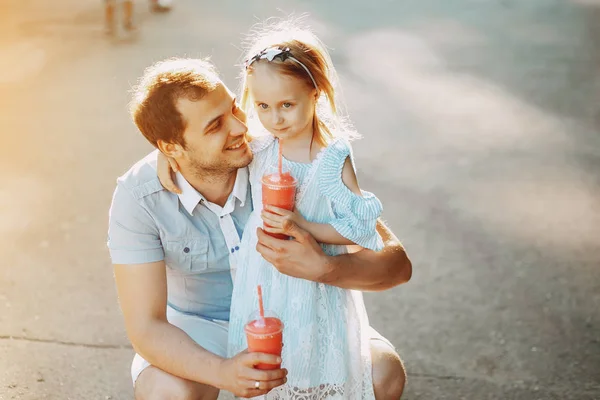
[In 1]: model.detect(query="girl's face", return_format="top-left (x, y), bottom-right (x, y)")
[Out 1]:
top-left (247, 62), bottom-right (317, 142)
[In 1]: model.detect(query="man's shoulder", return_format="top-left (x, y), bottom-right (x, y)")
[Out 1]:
top-left (115, 150), bottom-right (164, 200)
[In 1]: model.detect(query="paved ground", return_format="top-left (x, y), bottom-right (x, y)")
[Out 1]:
top-left (1, 0), bottom-right (599, 399)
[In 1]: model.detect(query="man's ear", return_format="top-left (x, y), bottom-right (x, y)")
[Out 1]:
top-left (157, 139), bottom-right (184, 158)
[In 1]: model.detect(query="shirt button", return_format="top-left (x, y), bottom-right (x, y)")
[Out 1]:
top-left (235, 246), bottom-right (239, 250)
top-left (231, 248), bottom-right (235, 253)
top-left (183, 247), bottom-right (190, 253)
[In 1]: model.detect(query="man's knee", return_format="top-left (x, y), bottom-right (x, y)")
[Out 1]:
top-left (135, 366), bottom-right (219, 400)
top-left (371, 339), bottom-right (406, 400)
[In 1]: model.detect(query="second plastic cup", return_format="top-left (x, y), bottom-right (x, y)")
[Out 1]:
top-left (261, 164), bottom-right (297, 240)
top-left (245, 310), bottom-right (284, 370)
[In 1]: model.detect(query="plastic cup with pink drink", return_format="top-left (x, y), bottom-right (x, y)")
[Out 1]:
top-left (261, 163), bottom-right (297, 240)
top-left (245, 285), bottom-right (284, 370)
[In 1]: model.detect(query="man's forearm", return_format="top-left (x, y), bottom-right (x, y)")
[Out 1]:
top-left (129, 319), bottom-right (225, 387)
top-left (320, 240), bottom-right (411, 291)
top-left (319, 220), bottom-right (412, 291)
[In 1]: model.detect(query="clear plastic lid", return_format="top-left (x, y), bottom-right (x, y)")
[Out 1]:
top-left (244, 310), bottom-right (284, 335)
top-left (261, 164), bottom-right (297, 188)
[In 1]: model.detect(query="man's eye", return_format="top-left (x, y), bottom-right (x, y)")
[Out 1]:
top-left (283, 102), bottom-right (292, 108)
top-left (258, 103), bottom-right (269, 110)
top-left (211, 120), bottom-right (222, 131)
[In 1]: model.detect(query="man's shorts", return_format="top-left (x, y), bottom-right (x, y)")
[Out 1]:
top-left (131, 306), bottom-right (396, 385)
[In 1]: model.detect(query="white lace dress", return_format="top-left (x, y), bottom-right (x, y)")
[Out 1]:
top-left (228, 135), bottom-right (384, 399)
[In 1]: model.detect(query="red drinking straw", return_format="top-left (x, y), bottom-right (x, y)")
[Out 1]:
top-left (278, 140), bottom-right (283, 176)
top-left (257, 285), bottom-right (265, 319)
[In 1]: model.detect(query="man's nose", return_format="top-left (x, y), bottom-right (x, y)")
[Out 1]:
top-left (231, 115), bottom-right (248, 136)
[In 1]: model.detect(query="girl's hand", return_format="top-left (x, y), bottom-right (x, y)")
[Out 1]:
top-left (261, 205), bottom-right (307, 235)
top-left (157, 152), bottom-right (182, 194)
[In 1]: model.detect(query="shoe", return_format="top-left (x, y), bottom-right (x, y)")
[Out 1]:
top-left (150, 0), bottom-right (172, 12)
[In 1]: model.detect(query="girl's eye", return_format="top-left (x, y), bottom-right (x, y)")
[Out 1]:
top-left (282, 102), bottom-right (292, 108)
top-left (258, 103), bottom-right (269, 110)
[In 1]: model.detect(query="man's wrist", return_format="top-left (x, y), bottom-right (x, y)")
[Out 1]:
top-left (316, 253), bottom-right (339, 285)
top-left (210, 356), bottom-right (229, 390)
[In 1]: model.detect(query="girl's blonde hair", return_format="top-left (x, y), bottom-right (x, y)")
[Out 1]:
top-left (239, 18), bottom-right (359, 147)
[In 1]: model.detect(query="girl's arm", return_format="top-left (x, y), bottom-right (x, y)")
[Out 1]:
top-left (262, 206), bottom-right (355, 245)
top-left (262, 157), bottom-right (365, 246)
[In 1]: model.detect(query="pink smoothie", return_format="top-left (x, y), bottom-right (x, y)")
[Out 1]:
top-left (245, 317), bottom-right (284, 370)
top-left (261, 172), bottom-right (297, 239)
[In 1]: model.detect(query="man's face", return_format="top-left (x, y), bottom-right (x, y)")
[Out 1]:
top-left (176, 82), bottom-right (252, 176)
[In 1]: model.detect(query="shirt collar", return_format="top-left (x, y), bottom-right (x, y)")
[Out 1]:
top-left (175, 167), bottom-right (249, 215)
top-left (230, 167), bottom-right (249, 207)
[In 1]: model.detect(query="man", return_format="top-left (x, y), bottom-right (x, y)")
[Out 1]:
top-left (108, 58), bottom-right (412, 400)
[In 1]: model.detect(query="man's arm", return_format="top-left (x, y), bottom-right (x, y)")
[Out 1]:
top-left (114, 261), bottom-right (285, 397)
top-left (108, 182), bottom-right (285, 397)
top-left (114, 260), bottom-right (222, 383)
top-left (256, 219), bottom-right (412, 291)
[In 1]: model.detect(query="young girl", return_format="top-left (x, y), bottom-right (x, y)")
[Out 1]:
top-left (161, 24), bottom-right (383, 399)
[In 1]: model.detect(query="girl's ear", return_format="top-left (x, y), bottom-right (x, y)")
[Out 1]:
top-left (312, 89), bottom-right (319, 104)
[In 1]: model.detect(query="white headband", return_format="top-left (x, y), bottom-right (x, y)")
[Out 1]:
top-left (245, 46), bottom-right (318, 90)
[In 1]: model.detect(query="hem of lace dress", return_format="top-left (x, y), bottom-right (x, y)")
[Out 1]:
top-left (263, 380), bottom-right (373, 400)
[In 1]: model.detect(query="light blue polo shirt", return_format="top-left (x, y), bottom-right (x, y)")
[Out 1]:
top-left (107, 150), bottom-right (253, 322)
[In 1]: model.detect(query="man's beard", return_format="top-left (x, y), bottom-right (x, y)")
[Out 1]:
top-left (187, 152), bottom-right (253, 184)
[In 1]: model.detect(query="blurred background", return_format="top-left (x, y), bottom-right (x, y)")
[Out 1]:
top-left (1, 0), bottom-right (599, 399)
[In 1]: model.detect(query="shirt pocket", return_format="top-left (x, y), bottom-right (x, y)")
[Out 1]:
top-left (164, 237), bottom-right (209, 274)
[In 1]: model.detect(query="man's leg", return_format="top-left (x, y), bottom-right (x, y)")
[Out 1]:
top-left (122, 0), bottom-right (135, 31)
top-left (370, 331), bottom-right (406, 400)
top-left (135, 366), bottom-right (219, 400)
top-left (104, 0), bottom-right (116, 35)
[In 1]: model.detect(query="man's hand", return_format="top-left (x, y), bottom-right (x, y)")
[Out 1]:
top-left (261, 205), bottom-right (308, 235)
top-left (258, 219), bottom-right (412, 291)
top-left (218, 350), bottom-right (287, 398)
top-left (256, 222), bottom-right (333, 283)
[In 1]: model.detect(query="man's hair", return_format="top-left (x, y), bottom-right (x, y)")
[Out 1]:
top-left (129, 58), bottom-right (221, 148)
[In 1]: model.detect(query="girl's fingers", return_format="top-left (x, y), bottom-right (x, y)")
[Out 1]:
top-left (157, 158), bottom-right (181, 194)
top-left (264, 205), bottom-right (290, 216)
top-left (261, 211), bottom-right (283, 227)
top-left (167, 157), bottom-right (179, 172)
top-left (263, 225), bottom-right (285, 234)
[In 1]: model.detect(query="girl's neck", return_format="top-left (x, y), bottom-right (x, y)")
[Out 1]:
top-left (280, 124), bottom-right (323, 163)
